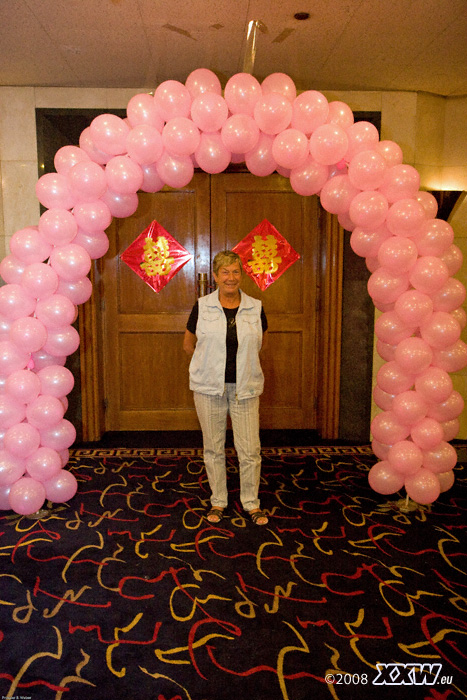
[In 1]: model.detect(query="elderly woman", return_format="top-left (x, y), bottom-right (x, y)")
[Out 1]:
top-left (183, 250), bottom-right (269, 526)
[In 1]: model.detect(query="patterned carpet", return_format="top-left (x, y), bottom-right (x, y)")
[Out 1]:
top-left (0, 444), bottom-right (466, 700)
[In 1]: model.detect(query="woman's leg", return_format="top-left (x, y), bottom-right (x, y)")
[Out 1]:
top-left (193, 391), bottom-right (229, 509)
top-left (228, 387), bottom-right (262, 512)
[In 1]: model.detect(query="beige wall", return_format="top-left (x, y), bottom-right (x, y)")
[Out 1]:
top-left (0, 86), bottom-right (466, 437)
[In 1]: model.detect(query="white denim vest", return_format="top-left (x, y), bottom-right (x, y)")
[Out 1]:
top-left (189, 289), bottom-right (264, 399)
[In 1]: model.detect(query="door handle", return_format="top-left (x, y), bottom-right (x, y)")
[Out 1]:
top-left (198, 272), bottom-right (209, 297)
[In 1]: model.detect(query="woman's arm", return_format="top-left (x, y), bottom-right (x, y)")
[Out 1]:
top-left (183, 329), bottom-right (197, 357)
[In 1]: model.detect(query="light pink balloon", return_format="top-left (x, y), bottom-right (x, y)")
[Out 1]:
top-left (0, 256), bottom-right (26, 285)
top-left (185, 68), bottom-right (222, 97)
top-left (190, 92), bottom-right (228, 133)
top-left (8, 476), bottom-right (46, 515)
top-left (105, 156), bottom-right (144, 195)
top-left (291, 91), bottom-right (328, 134)
top-left (388, 440), bottom-right (423, 475)
top-left (36, 173), bottom-right (76, 210)
top-left (54, 145), bottom-right (91, 175)
top-left (0, 394), bottom-right (26, 430)
top-left (373, 385), bottom-right (395, 411)
top-left (221, 114), bottom-right (260, 154)
top-left (423, 441), bottom-right (457, 474)
top-left (156, 151), bottom-right (194, 189)
top-left (376, 339), bottom-right (397, 362)
top-left (31, 350), bottom-right (66, 371)
top-left (415, 191), bottom-right (438, 218)
top-left (224, 73), bottom-right (262, 115)
top-left (338, 212), bottom-right (356, 231)
top-left (377, 236), bottom-right (418, 274)
top-left (9, 227), bottom-right (53, 265)
top-left (73, 200), bottom-right (112, 232)
top-left (0, 340), bottom-right (30, 375)
top-left (420, 311), bottom-right (461, 349)
top-left (386, 198), bottom-right (427, 236)
top-left (431, 278), bottom-right (466, 313)
top-left (272, 128), bottom-right (309, 170)
top-left (378, 164), bottom-right (420, 203)
top-left (371, 410), bottom-right (411, 444)
top-left (320, 175), bottom-right (359, 215)
top-left (349, 191), bottom-right (389, 229)
top-left (194, 133), bottom-right (231, 175)
top-left (327, 101), bottom-right (354, 128)
top-left (441, 244), bottom-right (463, 276)
top-left (245, 133), bottom-right (278, 178)
top-left (0, 484), bottom-right (12, 510)
top-left (100, 189), bottom-right (139, 219)
top-left (25, 446), bottom-right (62, 482)
top-left (372, 439), bottom-right (391, 461)
top-left (154, 80), bottom-right (192, 121)
top-left (375, 310), bottom-right (415, 345)
top-left (394, 290), bottom-right (433, 327)
top-left (394, 337), bottom-right (433, 375)
top-left (349, 225), bottom-right (391, 258)
top-left (392, 391), bottom-right (428, 426)
top-left (411, 417), bottom-right (444, 450)
top-left (438, 470), bottom-right (455, 493)
top-left (261, 73), bottom-right (297, 102)
top-left (68, 160), bottom-right (107, 203)
top-left (73, 229), bottom-right (109, 260)
top-left (43, 468), bottom-right (78, 503)
top-left (56, 277), bottom-right (93, 305)
top-left (432, 340), bottom-right (467, 373)
top-left (26, 394), bottom-right (64, 430)
top-left (426, 390), bottom-right (464, 422)
top-left (367, 268), bottom-right (409, 304)
top-left (415, 366), bottom-right (453, 404)
top-left (415, 219), bottom-right (454, 257)
top-left (49, 243), bottom-right (91, 283)
top-left (9, 316), bottom-right (47, 354)
top-left (126, 93), bottom-right (164, 129)
top-left (441, 418), bottom-right (460, 442)
top-left (0, 450), bottom-right (26, 486)
top-left (368, 460), bottom-right (405, 495)
top-left (140, 163), bottom-right (165, 193)
top-left (21, 263), bottom-right (59, 300)
top-left (348, 149), bottom-right (388, 190)
top-left (309, 124), bottom-right (348, 165)
top-left (38, 208), bottom-right (78, 246)
top-left (405, 468), bottom-right (440, 505)
top-left (374, 141), bottom-right (403, 168)
top-left (253, 93), bottom-right (292, 135)
top-left (43, 325), bottom-right (80, 357)
top-left (0, 284), bottom-right (36, 321)
top-left (409, 256), bottom-right (449, 295)
top-left (161, 117), bottom-right (200, 157)
top-left (90, 114), bottom-right (130, 156)
top-left (5, 369), bottom-right (41, 403)
top-left (35, 293), bottom-right (76, 329)
top-left (37, 365), bottom-right (74, 398)
top-left (376, 361), bottom-right (415, 395)
top-left (4, 423), bottom-right (40, 458)
top-left (345, 121), bottom-right (380, 161)
top-left (126, 124), bottom-right (164, 165)
top-left (40, 418), bottom-right (76, 451)
top-left (79, 127), bottom-right (113, 165)
top-left (290, 156), bottom-right (329, 196)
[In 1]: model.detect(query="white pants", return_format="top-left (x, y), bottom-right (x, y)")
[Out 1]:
top-left (193, 384), bottom-right (261, 511)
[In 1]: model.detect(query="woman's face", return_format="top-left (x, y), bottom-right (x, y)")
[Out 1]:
top-left (213, 261), bottom-right (242, 297)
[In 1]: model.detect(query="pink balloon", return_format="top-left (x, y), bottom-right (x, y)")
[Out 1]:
top-left (68, 160), bottom-right (107, 202)
top-left (376, 361), bottom-right (415, 395)
top-left (432, 340), bottom-right (467, 373)
top-left (372, 439), bottom-right (391, 461)
top-left (0, 393), bottom-right (26, 430)
top-left (79, 127), bottom-right (113, 165)
top-left (345, 121), bottom-right (380, 161)
top-left (253, 93), bottom-right (292, 135)
top-left (161, 117), bottom-right (200, 157)
top-left (43, 325), bottom-right (80, 357)
top-left (73, 200), bottom-right (112, 232)
top-left (40, 418), bottom-right (76, 451)
top-left (245, 133), bottom-right (278, 178)
top-left (185, 68), bottom-right (222, 97)
top-left (426, 390), bottom-right (464, 422)
top-left (450, 305), bottom-right (466, 328)
top-left (272, 128), bottom-right (309, 170)
top-left (73, 229), bottom-right (109, 260)
top-left (4, 423), bottom-right (40, 458)
top-left (404, 468), bottom-right (440, 505)
top-left (376, 339), bottom-right (397, 362)
top-left (194, 133), bottom-right (231, 175)
top-left (348, 149), bottom-right (388, 190)
top-left (56, 277), bottom-right (93, 305)
top-left (126, 124), bottom-right (164, 165)
top-left (441, 418), bottom-right (460, 442)
top-left (35, 173), bottom-right (76, 210)
top-left (350, 225), bottom-right (391, 258)
top-left (190, 93), bottom-right (228, 133)
top-left (21, 263), bottom-right (59, 300)
top-left (8, 476), bottom-right (46, 515)
top-left (378, 164), bottom-right (420, 203)
top-left (54, 145), bottom-right (91, 175)
top-left (327, 101), bottom-right (354, 128)
top-left (0, 340), bottom-right (30, 375)
top-left (386, 198), bottom-right (427, 236)
top-left (261, 73), bottom-right (297, 102)
top-left (31, 350), bottom-right (66, 371)
top-left (100, 189), bottom-right (139, 219)
top-left (0, 484), bottom-right (12, 510)
top-left (368, 460), bottom-right (405, 495)
top-left (0, 256), bottom-right (26, 285)
top-left (320, 175), bottom-right (359, 215)
top-left (105, 156), bottom-right (143, 195)
top-left (375, 310), bottom-right (415, 345)
top-left (441, 244), bottom-right (463, 276)
top-left (415, 219), bottom-right (454, 256)
top-left (309, 124), bottom-right (348, 166)
top-left (431, 278), bottom-right (466, 313)
top-left (394, 337), bottom-right (433, 375)
top-left (140, 163), bottom-right (165, 193)
top-left (0, 284), bottom-right (36, 321)
top-left (9, 316), bottom-right (47, 353)
top-left (371, 410), bottom-right (411, 444)
top-left (9, 227), bottom-right (53, 265)
top-left (373, 385), bottom-right (395, 411)
top-left (438, 470), bottom-right (455, 493)
top-left (25, 446), bottom-right (62, 482)
top-left (388, 440), bottom-right (423, 475)
top-left (221, 114), bottom-right (260, 154)
top-left (291, 91), bottom-right (328, 134)
top-left (224, 73), bottom-right (262, 116)
top-left (0, 449), bottom-right (25, 486)
top-left (367, 268), bottom-right (409, 304)
top-left (415, 191), bottom-right (438, 218)
top-left (415, 366), bottom-right (453, 404)
top-left (349, 191), bottom-right (389, 229)
top-left (377, 236), bottom-right (418, 274)
top-left (35, 293), bottom-right (76, 329)
top-left (156, 151), bottom-right (194, 189)
top-left (409, 256), bottom-right (449, 295)
top-left (126, 93), bottom-right (164, 129)
top-left (392, 391), bottom-right (428, 426)
top-left (37, 364), bottom-right (74, 398)
top-left (5, 369), bottom-right (41, 403)
top-left (49, 243), bottom-right (91, 283)
top-left (394, 290), bottom-right (433, 327)
top-left (154, 80), bottom-right (192, 121)
top-left (38, 208), bottom-right (78, 246)
top-left (374, 141), bottom-right (403, 168)
top-left (43, 469), bottom-right (78, 503)
top-left (26, 394), bottom-right (64, 430)
top-left (411, 417), bottom-right (444, 450)
top-left (290, 156), bottom-right (329, 196)
top-left (90, 114), bottom-right (130, 156)
top-left (423, 441), bottom-right (457, 474)
top-left (420, 311), bottom-right (461, 350)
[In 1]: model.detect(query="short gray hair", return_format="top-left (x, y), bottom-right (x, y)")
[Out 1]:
top-left (212, 250), bottom-right (242, 275)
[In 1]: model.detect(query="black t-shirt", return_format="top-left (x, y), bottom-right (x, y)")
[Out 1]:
top-left (186, 302), bottom-right (268, 383)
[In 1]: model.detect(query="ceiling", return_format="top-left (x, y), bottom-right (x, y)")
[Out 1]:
top-left (1, 0), bottom-right (467, 97)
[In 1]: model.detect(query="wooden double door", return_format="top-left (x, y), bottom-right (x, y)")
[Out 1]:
top-left (83, 172), bottom-right (342, 437)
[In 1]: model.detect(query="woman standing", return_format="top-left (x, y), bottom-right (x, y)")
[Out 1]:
top-left (183, 250), bottom-right (268, 525)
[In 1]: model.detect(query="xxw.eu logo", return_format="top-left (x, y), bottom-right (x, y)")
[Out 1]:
top-left (373, 663), bottom-right (448, 685)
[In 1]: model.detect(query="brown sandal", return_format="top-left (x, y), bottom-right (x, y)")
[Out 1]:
top-left (248, 509), bottom-right (268, 526)
top-left (207, 508), bottom-right (224, 523)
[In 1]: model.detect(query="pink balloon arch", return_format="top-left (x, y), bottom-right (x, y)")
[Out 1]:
top-left (0, 68), bottom-right (465, 514)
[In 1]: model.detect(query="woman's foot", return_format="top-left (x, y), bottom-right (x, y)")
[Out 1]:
top-left (207, 507), bottom-right (224, 523)
top-left (248, 508), bottom-right (268, 526)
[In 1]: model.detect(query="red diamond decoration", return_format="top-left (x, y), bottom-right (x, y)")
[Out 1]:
top-left (120, 220), bottom-right (193, 293)
top-left (233, 219), bottom-right (300, 291)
